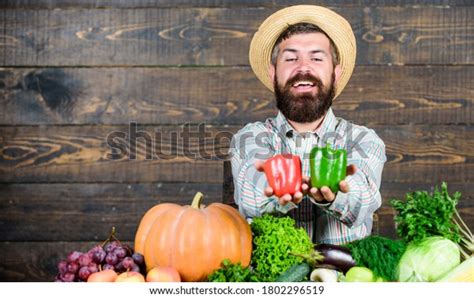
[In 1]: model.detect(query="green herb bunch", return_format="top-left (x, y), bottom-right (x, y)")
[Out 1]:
top-left (344, 236), bottom-right (406, 281)
top-left (250, 214), bottom-right (313, 282)
top-left (390, 182), bottom-right (473, 259)
top-left (207, 259), bottom-right (259, 282)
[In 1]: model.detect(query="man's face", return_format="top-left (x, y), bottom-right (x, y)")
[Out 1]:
top-left (270, 32), bottom-right (342, 123)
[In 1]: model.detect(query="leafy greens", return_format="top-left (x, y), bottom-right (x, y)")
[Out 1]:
top-left (250, 214), bottom-right (313, 282)
top-left (344, 235), bottom-right (406, 281)
top-left (390, 182), bottom-right (473, 259)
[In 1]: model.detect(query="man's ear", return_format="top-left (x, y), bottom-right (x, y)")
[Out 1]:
top-left (334, 64), bottom-right (342, 84)
top-left (269, 64), bottom-right (276, 82)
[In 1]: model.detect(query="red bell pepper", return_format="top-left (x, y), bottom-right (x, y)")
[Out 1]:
top-left (263, 154), bottom-right (302, 197)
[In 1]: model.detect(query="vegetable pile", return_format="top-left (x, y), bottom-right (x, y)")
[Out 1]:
top-left (205, 183), bottom-right (473, 283)
top-left (300, 182), bottom-right (472, 283)
top-left (390, 183), bottom-right (473, 282)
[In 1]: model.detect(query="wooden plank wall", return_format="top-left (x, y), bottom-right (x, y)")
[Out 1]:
top-left (0, 1), bottom-right (472, 281)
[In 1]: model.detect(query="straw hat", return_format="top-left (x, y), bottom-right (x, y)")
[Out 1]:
top-left (249, 5), bottom-right (356, 99)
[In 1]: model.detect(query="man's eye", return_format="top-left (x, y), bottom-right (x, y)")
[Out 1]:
top-left (285, 58), bottom-right (297, 62)
top-left (312, 58), bottom-right (323, 61)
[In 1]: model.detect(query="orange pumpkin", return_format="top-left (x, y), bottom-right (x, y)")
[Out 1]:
top-left (134, 192), bottom-right (252, 282)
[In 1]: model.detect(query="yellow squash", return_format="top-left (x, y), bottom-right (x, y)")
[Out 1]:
top-left (436, 257), bottom-right (474, 282)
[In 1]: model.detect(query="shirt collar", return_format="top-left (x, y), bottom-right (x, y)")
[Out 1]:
top-left (272, 108), bottom-right (337, 138)
top-left (274, 111), bottom-right (294, 137)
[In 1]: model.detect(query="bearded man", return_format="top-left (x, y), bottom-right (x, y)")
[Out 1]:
top-left (229, 6), bottom-right (386, 244)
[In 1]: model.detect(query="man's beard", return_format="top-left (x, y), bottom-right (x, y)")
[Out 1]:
top-left (274, 72), bottom-right (335, 123)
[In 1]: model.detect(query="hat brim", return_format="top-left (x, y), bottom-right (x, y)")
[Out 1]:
top-left (249, 5), bottom-right (356, 99)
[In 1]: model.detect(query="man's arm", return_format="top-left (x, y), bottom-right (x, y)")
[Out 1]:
top-left (310, 129), bottom-right (386, 228)
top-left (229, 124), bottom-right (295, 219)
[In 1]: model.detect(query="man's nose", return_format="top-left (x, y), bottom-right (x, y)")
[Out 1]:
top-left (295, 58), bottom-right (313, 73)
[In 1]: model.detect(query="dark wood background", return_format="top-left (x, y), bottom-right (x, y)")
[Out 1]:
top-left (0, 0), bottom-right (472, 281)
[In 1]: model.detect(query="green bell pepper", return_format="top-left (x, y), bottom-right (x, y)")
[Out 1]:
top-left (310, 143), bottom-right (347, 193)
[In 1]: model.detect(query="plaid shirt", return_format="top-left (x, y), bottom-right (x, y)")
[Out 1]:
top-left (229, 108), bottom-right (386, 244)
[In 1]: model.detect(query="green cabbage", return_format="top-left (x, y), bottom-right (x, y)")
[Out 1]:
top-left (397, 236), bottom-right (460, 282)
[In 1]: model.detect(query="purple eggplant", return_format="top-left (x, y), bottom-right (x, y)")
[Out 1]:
top-left (314, 244), bottom-right (356, 274)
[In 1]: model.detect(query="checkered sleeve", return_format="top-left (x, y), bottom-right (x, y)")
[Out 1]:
top-left (326, 128), bottom-right (386, 227)
top-left (229, 124), bottom-right (294, 219)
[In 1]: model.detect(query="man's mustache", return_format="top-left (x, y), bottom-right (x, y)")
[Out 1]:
top-left (285, 73), bottom-right (323, 89)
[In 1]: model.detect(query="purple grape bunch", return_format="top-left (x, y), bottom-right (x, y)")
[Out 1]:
top-left (55, 235), bottom-right (146, 282)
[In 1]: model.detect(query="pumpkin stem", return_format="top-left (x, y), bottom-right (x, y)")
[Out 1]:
top-left (191, 192), bottom-right (204, 209)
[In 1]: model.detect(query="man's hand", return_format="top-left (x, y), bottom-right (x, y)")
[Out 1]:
top-left (304, 164), bottom-right (357, 203)
top-left (255, 160), bottom-right (308, 206)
